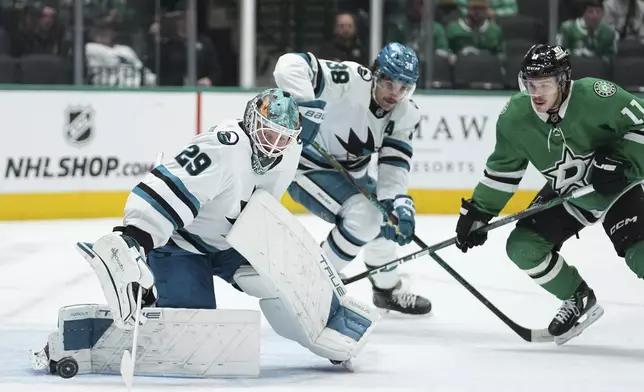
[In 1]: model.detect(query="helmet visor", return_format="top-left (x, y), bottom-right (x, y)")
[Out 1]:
top-left (375, 75), bottom-right (416, 101)
top-left (518, 74), bottom-right (559, 97)
top-left (250, 109), bottom-right (301, 157)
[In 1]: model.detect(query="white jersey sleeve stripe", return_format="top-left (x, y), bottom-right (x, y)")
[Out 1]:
top-left (151, 165), bottom-right (201, 217)
top-left (381, 137), bottom-right (413, 158)
top-left (378, 156), bottom-right (410, 171)
top-left (131, 183), bottom-right (183, 229)
top-left (293, 52), bottom-right (325, 98)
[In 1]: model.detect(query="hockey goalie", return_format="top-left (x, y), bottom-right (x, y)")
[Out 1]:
top-left (29, 88), bottom-right (379, 379)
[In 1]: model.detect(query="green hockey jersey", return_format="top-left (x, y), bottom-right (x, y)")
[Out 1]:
top-left (473, 78), bottom-right (644, 217)
top-left (556, 18), bottom-right (618, 63)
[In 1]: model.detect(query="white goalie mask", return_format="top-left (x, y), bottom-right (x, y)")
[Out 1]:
top-left (243, 88), bottom-right (302, 174)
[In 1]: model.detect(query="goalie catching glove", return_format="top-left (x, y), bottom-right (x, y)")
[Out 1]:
top-left (75, 227), bottom-right (155, 330)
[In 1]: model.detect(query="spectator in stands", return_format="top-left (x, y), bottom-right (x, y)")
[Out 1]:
top-left (603, 0), bottom-right (644, 43)
top-left (147, 11), bottom-right (220, 86)
top-left (386, 0), bottom-right (450, 57)
top-left (85, 21), bottom-right (156, 87)
top-left (446, 0), bottom-right (505, 58)
top-left (318, 11), bottom-right (368, 64)
top-left (557, 0), bottom-right (618, 63)
top-left (452, 0), bottom-right (519, 17)
top-left (10, 5), bottom-right (67, 57)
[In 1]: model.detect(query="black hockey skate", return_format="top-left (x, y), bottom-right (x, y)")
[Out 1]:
top-left (548, 281), bottom-right (604, 345)
top-left (372, 280), bottom-right (432, 315)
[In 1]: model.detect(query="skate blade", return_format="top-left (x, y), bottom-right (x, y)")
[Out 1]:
top-left (376, 305), bottom-right (433, 319)
top-left (554, 304), bottom-right (604, 345)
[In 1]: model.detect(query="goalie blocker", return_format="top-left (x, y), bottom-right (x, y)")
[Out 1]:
top-left (31, 190), bottom-right (378, 378)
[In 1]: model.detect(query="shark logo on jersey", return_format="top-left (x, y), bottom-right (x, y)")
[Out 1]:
top-left (335, 127), bottom-right (375, 159)
top-left (541, 145), bottom-right (594, 195)
top-left (225, 186), bottom-right (256, 226)
top-left (64, 106), bottom-right (94, 146)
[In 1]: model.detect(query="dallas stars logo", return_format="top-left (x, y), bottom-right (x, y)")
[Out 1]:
top-left (593, 80), bottom-right (616, 98)
top-left (541, 145), bottom-right (594, 194)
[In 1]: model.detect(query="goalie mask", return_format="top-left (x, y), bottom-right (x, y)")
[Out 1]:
top-left (243, 88), bottom-right (301, 174)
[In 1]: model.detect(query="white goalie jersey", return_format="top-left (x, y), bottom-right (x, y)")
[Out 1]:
top-left (122, 120), bottom-right (302, 254)
top-left (273, 52), bottom-right (420, 200)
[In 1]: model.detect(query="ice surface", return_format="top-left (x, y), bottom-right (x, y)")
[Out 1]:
top-left (2, 215), bottom-right (644, 392)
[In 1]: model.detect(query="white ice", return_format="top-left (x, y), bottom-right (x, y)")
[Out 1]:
top-left (2, 215), bottom-right (644, 392)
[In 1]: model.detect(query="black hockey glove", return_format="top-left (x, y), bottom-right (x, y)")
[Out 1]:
top-left (455, 199), bottom-right (493, 253)
top-left (589, 149), bottom-right (629, 196)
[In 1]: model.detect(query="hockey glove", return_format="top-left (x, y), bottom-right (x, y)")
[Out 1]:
top-left (297, 99), bottom-right (326, 145)
top-left (455, 199), bottom-right (493, 253)
top-left (381, 195), bottom-right (416, 246)
top-left (589, 149), bottom-right (629, 196)
top-left (74, 229), bottom-right (155, 330)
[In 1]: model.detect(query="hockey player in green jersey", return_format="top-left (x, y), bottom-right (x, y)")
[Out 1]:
top-left (454, 43), bottom-right (644, 344)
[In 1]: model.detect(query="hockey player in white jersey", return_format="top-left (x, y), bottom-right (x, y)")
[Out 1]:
top-left (30, 88), bottom-right (379, 378)
top-left (274, 42), bottom-right (431, 315)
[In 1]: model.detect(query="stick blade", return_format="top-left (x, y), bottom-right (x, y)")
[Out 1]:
top-left (120, 350), bottom-right (134, 390)
top-left (529, 328), bottom-right (554, 343)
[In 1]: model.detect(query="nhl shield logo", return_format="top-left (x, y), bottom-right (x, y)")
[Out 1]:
top-left (65, 106), bottom-right (95, 146)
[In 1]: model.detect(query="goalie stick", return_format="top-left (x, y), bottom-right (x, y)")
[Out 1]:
top-left (308, 140), bottom-right (576, 343)
top-left (120, 152), bottom-right (164, 390)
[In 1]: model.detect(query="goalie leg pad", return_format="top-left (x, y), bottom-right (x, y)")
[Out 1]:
top-left (233, 265), bottom-right (279, 299)
top-left (234, 265), bottom-right (375, 350)
top-left (147, 243), bottom-right (216, 309)
top-left (39, 303), bottom-right (261, 378)
top-left (227, 189), bottom-right (380, 362)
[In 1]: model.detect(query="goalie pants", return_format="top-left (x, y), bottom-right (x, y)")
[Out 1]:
top-left (505, 184), bottom-right (644, 300)
top-left (287, 169), bottom-right (401, 289)
top-left (147, 241), bottom-right (248, 308)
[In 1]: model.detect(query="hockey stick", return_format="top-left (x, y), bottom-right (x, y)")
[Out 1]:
top-left (120, 285), bottom-right (143, 390)
top-left (342, 184), bottom-right (594, 285)
top-left (120, 152), bottom-right (164, 390)
top-left (308, 141), bottom-right (591, 343)
top-left (426, 250), bottom-right (554, 342)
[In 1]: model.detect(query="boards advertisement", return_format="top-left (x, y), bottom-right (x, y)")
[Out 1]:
top-left (0, 91), bottom-right (195, 219)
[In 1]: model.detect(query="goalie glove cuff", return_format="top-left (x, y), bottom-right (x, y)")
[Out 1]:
top-left (113, 225), bottom-right (154, 255)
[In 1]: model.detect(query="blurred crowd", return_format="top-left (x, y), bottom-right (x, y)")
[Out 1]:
top-left (0, 0), bottom-right (641, 91)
